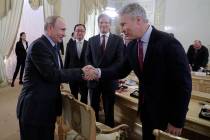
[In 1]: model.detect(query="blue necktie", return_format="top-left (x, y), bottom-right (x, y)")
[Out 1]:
top-left (53, 45), bottom-right (60, 68)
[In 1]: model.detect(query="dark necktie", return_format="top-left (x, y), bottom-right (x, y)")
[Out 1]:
top-left (137, 39), bottom-right (144, 105)
top-left (138, 39), bottom-right (144, 72)
top-left (101, 35), bottom-right (106, 54)
top-left (53, 45), bottom-right (60, 68)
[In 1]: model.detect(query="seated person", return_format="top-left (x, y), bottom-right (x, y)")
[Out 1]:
top-left (187, 40), bottom-right (209, 71)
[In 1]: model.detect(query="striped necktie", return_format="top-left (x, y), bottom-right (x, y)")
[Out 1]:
top-left (53, 45), bottom-right (61, 68)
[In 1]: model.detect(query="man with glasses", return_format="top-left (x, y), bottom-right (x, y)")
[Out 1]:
top-left (64, 24), bottom-right (88, 104)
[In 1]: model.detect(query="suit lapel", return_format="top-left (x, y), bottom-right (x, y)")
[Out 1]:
top-left (58, 51), bottom-right (63, 68)
top-left (143, 28), bottom-right (157, 71)
top-left (41, 35), bottom-right (59, 68)
top-left (104, 33), bottom-right (113, 54)
top-left (98, 34), bottom-right (112, 65)
top-left (94, 35), bottom-right (101, 65)
top-left (80, 40), bottom-right (87, 60)
top-left (73, 41), bottom-right (80, 60)
top-left (131, 40), bottom-right (141, 77)
top-left (26, 42), bottom-right (28, 50)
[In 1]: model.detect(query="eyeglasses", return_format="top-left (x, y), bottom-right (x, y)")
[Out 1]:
top-left (75, 30), bottom-right (85, 33)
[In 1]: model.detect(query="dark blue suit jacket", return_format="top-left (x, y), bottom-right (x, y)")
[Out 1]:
top-left (86, 33), bottom-right (124, 89)
top-left (64, 39), bottom-right (88, 85)
top-left (101, 27), bottom-right (192, 128)
top-left (64, 39), bottom-right (88, 69)
top-left (16, 35), bottom-right (82, 126)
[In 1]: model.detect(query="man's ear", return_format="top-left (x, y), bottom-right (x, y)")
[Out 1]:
top-left (136, 16), bottom-right (142, 24)
top-left (48, 24), bottom-right (53, 32)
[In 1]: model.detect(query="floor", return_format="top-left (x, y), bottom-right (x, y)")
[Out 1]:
top-left (0, 81), bottom-right (21, 140)
top-left (0, 81), bottom-right (62, 140)
top-left (0, 81), bottom-right (140, 140)
top-left (1, 81), bottom-right (209, 140)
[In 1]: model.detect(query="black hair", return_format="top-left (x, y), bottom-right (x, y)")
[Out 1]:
top-left (71, 32), bottom-right (74, 37)
top-left (19, 32), bottom-right (25, 42)
top-left (74, 24), bottom-right (86, 31)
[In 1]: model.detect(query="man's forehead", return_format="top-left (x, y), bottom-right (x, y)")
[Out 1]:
top-left (55, 18), bottom-right (65, 25)
top-left (99, 17), bottom-right (110, 22)
top-left (76, 26), bottom-right (85, 29)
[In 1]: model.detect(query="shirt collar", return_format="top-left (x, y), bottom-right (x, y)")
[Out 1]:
top-left (100, 32), bottom-right (110, 38)
top-left (44, 34), bottom-right (56, 47)
top-left (141, 25), bottom-right (152, 43)
top-left (76, 39), bottom-right (84, 43)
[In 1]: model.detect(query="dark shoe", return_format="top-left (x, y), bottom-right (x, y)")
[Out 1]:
top-left (19, 81), bottom-right (23, 85)
top-left (11, 83), bottom-right (14, 87)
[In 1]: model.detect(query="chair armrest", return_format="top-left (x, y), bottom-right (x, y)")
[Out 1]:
top-left (153, 129), bottom-right (188, 140)
top-left (96, 122), bottom-right (129, 134)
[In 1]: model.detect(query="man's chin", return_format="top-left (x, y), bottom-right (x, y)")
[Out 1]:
top-left (126, 37), bottom-right (135, 40)
top-left (58, 39), bottom-right (63, 43)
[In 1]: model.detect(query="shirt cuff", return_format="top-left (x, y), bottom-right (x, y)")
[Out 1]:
top-left (97, 68), bottom-right (101, 78)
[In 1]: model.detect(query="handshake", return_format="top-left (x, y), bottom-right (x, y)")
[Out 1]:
top-left (81, 65), bottom-right (100, 81)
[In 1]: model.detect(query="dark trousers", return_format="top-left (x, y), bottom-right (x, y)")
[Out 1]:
top-left (69, 81), bottom-right (88, 104)
top-left (19, 121), bottom-right (55, 140)
top-left (12, 59), bottom-right (25, 83)
top-left (90, 84), bottom-right (115, 127)
top-left (140, 105), bottom-right (168, 140)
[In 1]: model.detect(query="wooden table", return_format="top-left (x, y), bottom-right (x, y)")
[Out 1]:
top-left (191, 73), bottom-right (210, 93)
top-left (114, 90), bottom-right (210, 138)
top-left (114, 87), bottom-right (141, 136)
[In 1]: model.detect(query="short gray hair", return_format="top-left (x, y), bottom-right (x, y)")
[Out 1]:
top-left (44, 16), bottom-right (61, 31)
top-left (119, 3), bottom-right (148, 22)
top-left (97, 13), bottom-right (112, 24)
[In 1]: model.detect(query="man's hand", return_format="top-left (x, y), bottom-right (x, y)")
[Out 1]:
top-left (82, 65), bottom-right (99, 80)
top-left (165, 123), bottom-right (182, 136)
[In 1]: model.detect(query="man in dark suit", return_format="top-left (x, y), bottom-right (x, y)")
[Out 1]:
top-left (16, 16), bottom-right (86, 140)
top-left (85, 14), bottom-right (124, 127)
top-left (64, 24), bottom-right (88, 104)
top-left (58, 40), bottom-right (64, 55)
top-left (11, 32), bottom-right (28, 87)
top-left (187, 40), bottom-right (209, 71)
top-left (84, 3), bottom-right (192, 140)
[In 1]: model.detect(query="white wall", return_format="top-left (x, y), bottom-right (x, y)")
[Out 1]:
top-left (5, 0), bottom-right (44, 80)
top-left (19, 1), bottom-right (44, 45)
top-left (163, 0), bottom-right (210, 53)
top-left (60, 0), bottom-right (80, 46)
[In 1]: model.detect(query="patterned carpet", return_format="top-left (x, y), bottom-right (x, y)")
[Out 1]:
top-left (0, 82), bottom-right (140, 140)
top-left (0, 81), bottom-right (60, 140)
top-left (0, 81), bottom-right (21, 140)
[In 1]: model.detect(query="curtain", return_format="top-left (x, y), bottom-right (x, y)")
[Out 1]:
top-left (154, 0), bottom-right (166, 30)
top-left (85, 9), bottom-right (100, 39)
top-left (80, 0), bottom-right (107, 38)
top-left (0, 0), bottom-right (24, 86)
top-left (0, 0), bottom-right (12, 18)
top-left (28, 0), bottom-right (61, 20)
top-left (43, 0), bottom-right (61, 20)
top-left (28, 0), bottom-right (42, 10)
top-left (79, 0), bottom-right (107, 24)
